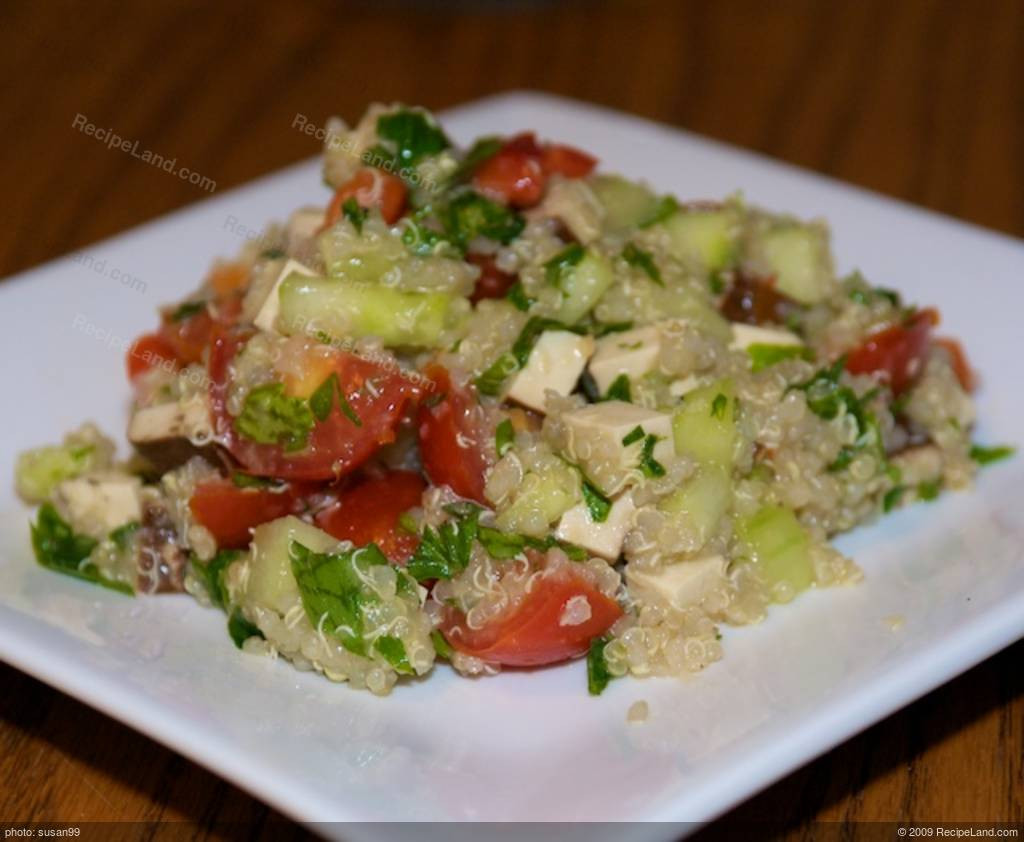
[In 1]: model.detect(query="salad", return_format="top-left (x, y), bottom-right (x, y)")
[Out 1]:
top-left (15, 104), bottom-right (1014, 697)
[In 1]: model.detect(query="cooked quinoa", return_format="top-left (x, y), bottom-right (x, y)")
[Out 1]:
top-left (17, 103), bottom-right (1013, 696)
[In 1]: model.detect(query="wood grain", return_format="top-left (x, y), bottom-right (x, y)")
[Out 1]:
top-left (2, 0), bottom-right (1021, 835)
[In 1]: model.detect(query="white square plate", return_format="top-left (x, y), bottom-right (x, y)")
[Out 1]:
top-left (1, 92), bottom-right (1022, 838)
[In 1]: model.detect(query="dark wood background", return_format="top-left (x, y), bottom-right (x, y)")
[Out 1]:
top-left (2, 0), bottom-right (1021, 836)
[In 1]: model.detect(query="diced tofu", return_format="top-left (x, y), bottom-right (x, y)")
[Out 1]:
top-left (562, 401), bottom-right (674, 474)
top-left (128, 394), bottom-right (212, 444)
top-left (53, 472), bottom-right (143, 540)
top-left (555, 494), bottom-right (637, 561)
top-left (626, 555), bottom-right (728, 611)
top-left (588, 325), bottom-right (662, 393)
top-left (669, 374), bottom-right (703, 397)
top-left (285, 207), bottom-right (325, 258)
top-left (729, 323), bottom-right (803, 351)
top-left (253, 259), bottom-right (316, 333)
top-left (532, 177), bottom-right (604, 245)
top-left (506, 330), bottom-right (595, 413)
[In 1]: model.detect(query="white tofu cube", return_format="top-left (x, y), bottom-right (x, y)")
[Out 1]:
top-left (556, 494), bottom-right (637, 561)
top-left (128, 394), bottom-right (212, 444)
top-left (562, 401), bottom-right (674, 473)
top-left (588, 325), bottom-right (662, 393)
top-left (253, 258), bottom-right (316, 333)
top-left (506, 331), bottom-right (595, 413)
top-left (626, 555), bottom-right (728, 611)
top-left (532, 177), bottom-right (604, 245)
top-left (54, 473), bottom-right (143, 541)
top-left (729, 323), bottom-right (803, 351)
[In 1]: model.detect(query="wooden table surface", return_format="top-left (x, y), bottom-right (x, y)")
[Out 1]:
top-left (2, 0), bottom-right (1022, 835)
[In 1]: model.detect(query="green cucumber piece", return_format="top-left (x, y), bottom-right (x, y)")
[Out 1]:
top-left (757, 224), bottom-right (832, 305)
top-left (736, 505), bottom-right (814, 594)
top-left (672, 379), bottom-right (738, 467)
top-left (552, 251), bottom-right (614, 324)
top-left (277, 274), bottom-right (468, 348)
top-left (659, 463), bottom-right (732, 545)
top-left (589, 175), bottom-right (659, 231)
top-left (247, 516), bottom-right (338, 616)
top-left (662, 208), bottom-right (739, 272)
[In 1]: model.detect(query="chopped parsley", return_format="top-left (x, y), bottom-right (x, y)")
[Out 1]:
top-left (373, 108), bottom-right (450, 168)
top-left (710, 393), bottom-right (728, 419)
top-left (443, 191), bottom-right (525, 250)
top-left (477, 525), bottom-right (528, 559)
top-left (621, 242), bottom-right (662, 284)
top-left (639, 434), bottom-right (666, 478)
top-left (231, 472), bottom-right (281, 489)
top-left (375, 636), bottom-right (414, 675)
top-left (594, 321), bottom-right (634, 337)
top-left (495, 418), bottom-right (515, 457)
top-left (407, 508), bottom-right (480, 581)
top-left (581, 479), bottom-right (612, 523)
top-left (506, 281), bottom-right (535, 312)
top-left (30, 503), bottom-right (132, 595)
top-left (169, 300), bottom-right (206, 322)
top-left (430, 629), bottom-right (455, 660)
top-left (746, 343), bottom-right (813, 373)
top-left (882, 486), bottom-right (904, 513)
top-left (638, 195), bottom-right (680, 229)
top-left (260, 247), bottom-right (286, 260)
top-left (604, 373), bottom-right (632, 403)
top-left (341, 197), bottom-right (367, 233)
top-left (309, 372), bottom-right (362, 426)
top-left (448, 136), bottom-right (502, 184)
top-left (109, 520), bottom-right (139, 552)
top-left (969, 444), bottom-right (1015, 466)
top-left (587, 635), bottom-right (615, 696)
top-left (236, 382), bottom-right (314, 452)
top-left (475, 316), bottom-right (579, 396)
top-left (621, 425), bottom-right (645, 447)
top-left (917, 480), bottom-right (941, 501)
top-left (227, 610), bottom-right (263, 648)
top-left (544, 243), bottom-right (585, 288)
top-left (191, 549), bottom-right (242, 611)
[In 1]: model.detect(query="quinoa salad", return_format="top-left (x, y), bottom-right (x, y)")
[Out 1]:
top-left (16, 104), bottom-right (1014, 697)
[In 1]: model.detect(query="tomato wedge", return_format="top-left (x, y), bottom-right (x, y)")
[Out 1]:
top-left (190, 479), bottom-right (311, 548)
top-left (540, 143), bottom-right (597, 179)
top-left (126, 333), bottom-right (179, 380)
top-left (466, 253), bottom-right (517, 303)
top-left (209, 330), bottom-right (423, 481)
top-left (440, 561), bottom-right (622, 667)
top-left (417, 364), bottom-right (490, 503)
top-left (324, 168), bottom-right (407, 227)
top-left (845, 308), bottom-right (938, 395)
top-left (315, 471), bottom-right (425, 564)
top-left (472, 143), bottom-right (546, 209)
top-left (934, 337), bottom-right (975, 392)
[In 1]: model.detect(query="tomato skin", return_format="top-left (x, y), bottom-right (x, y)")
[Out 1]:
top-left (127, 333), bottom-right (179, 380)
top-left (189, 480), bottom-right (310, 548)
top-left (314, 471), bottom-right (425, 563)
top-left (440, 564), bottom-right (623, 667)
top-left (846, 308), bottom-right (938, 395)
top-left (934, 337), bottom-right (975, 392)
top-left (324, 168), bottom-right (407, 226)
top-left (472, 145), bottom-right (547, 209)
top-left (209, 330), bottom-right (423, 481)
top-left (540, 143), bottom-right (597, 179)
top-left (417, 365), bottom-right (490, 503)
top-left (466, 253), bottom-right (517, 303)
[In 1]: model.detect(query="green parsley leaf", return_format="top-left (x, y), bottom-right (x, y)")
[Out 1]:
top-left (828, 446), bottom-right (856, 473)
top-left (375, 635), bottom-right (414, 675)
top-left (407, 509), bottom-right (480, 582)
top-left (917, 480), bottom-right (941, 501)
top-left (31, 503), bottom-right (132, 595)
top-left (309, 373), bottom-right (363, 427)
top-left (709, 271), bottom-right (726, 295)
top-left (969, 444), bottom-right (1015, 466)
top-left (710, 393), bottom-right (728, 419)
top-left (621, 425), bottom-right (645, 446)
top-left (475, 316), bottom-right (578, 396)
top-left (109, 520), bottom-right (139, 552)
top-left (231, 472), bottom-right (280, 489)
top-left (477, 525), bottom-right (526, 560)
top-left (443, 191), bottom-right (525, 250)
top-left (639, 435), bottom-right (666, 478)
top-left (638, 195), bottom-right (679, 228)
top-left (289, 540), bottom-right (393, 657)
top-left (747, 343), bottom-right (813, 373)
top-left (236, 382), bottom-right (314, 452)
top-left (191, 549), bottom-right (242, 610)
top-left (544, 243), bottom-right (585, 288)
top-left (581, 479), bottom-right (612, 523)
top-left (605, 373), bottom-right (632, 402)
top-left (260, 247), bottom-right (286, 260)
top-left (431, 629), bottom-right (455, 660)
top-left (621, 243), bottom-right (662, 285)
top-left (883, 486), bottom-right (905, 513)
top-left (169, 300), bottom-right (206, 322)
top-left (495, 418), bottom-right (515, 457)
top-left (587, 635), bottom-right (615, 696)
top-left (341, 197), bottom-right (367, 233)
top-left (594, 321), bottom-right (634, 338)
top-left (227, 609), bottom-right (264, 649)
top-left (506, 281), bottom-right (534, 312)
top-left (376, 108), bottom-right (450, 167)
